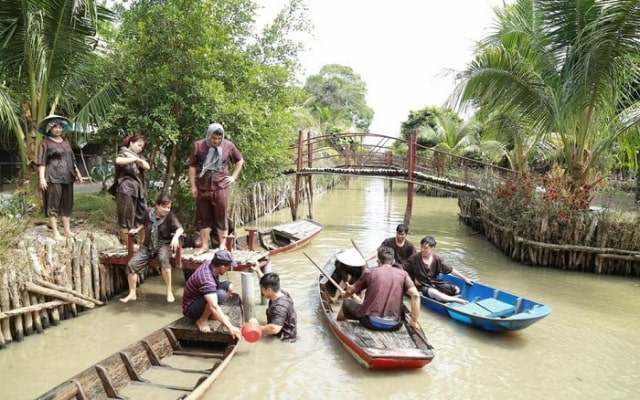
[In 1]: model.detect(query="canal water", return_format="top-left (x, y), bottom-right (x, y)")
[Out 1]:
top-left (1, 178), bottom-right (638, 399)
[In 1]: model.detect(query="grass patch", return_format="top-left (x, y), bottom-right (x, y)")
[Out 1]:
top-left (74, 192), bottom-right (117, 233)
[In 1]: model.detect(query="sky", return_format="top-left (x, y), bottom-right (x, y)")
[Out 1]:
top-left (256, 0), bottom-right (507, 136)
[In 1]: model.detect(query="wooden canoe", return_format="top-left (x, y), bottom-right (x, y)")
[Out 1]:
top-left (100, 219), bottom-right (322, 273)
top-left (36, 294), bottom-right (244, 400)
top-left (235, 218), bottom-right (323, 257)
top-left (317, 255), bottom-right (435, 369)
top-left (419, 274), bottom-right (552, 332)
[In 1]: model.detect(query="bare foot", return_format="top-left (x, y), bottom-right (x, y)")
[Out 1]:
top-left (167, 293), bottom-right (175, 303)
top-left (120, 293), bottom-right (137, 303)
top-left (52, 234), bottom-right (65, 241)
top-left (452, 297), bottom-right (468, 305)
top-left (194, 247), bottom-right (210, 256)
top-left (196, 319), bottom-right (212, 333)
top-left (64, 231), bottom-right (75, 238)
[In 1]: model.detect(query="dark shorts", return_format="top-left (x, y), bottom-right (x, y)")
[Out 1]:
top-left (116, 193), bottom-right (146, 229)
top-left (43, 183), bottom-right (73, 217)
top-left (184, 281), bottom-right (232, 319)
top-left (420, 281), bottom-right (460, 297)
top-left (195, 189), bottom-right (229, 231)
top-left (126, 245), bottom-right (172, 274)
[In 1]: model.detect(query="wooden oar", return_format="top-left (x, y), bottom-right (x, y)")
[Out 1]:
top-left (350, 239), bottom-right (366, 262)
top-left (405, 312), bottom-right (433, 349)
top-left (303, 252), bottom-right (345, 294)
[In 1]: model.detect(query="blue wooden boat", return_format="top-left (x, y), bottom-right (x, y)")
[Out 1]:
top-left (419, 274), bottom-right (552, 332)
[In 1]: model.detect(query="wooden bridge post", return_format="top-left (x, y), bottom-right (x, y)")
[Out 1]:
top-left (293, 130), bottom-right (304, 221)
top-left (404, 132), bottom-right (417, 225)
top-left (386, 150), bottom-right (393, 191)
top-left (344, 143), bottom-right (350, 187)
top-left (307, 131), bottom-right (314, 219)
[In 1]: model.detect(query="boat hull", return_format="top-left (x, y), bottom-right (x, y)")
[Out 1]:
top-left (36, 295), bottom-right (243, 400)
top-left (318, 256), bottom-right (434, 369)
top-left (419, 274), bottom-right (552, 332)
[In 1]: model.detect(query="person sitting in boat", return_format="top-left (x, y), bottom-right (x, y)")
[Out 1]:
top-left (248, 268), bottom-right (297, 343)
top-left (337, 246), bottom-right (420, 331)
top-left (406, 236), bottom-right (473, 305)
top-left (120, 193), bottom-right (184, 304)
top-left (182, 250), bottom-right (241, 337)
top-left (380, 223), bottom-right (417, 270)
top-left (329, 247), bottom-right (366, 302)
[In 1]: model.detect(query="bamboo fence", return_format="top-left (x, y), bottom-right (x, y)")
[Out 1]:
top-left (458, 192), bottom-right (640, 276)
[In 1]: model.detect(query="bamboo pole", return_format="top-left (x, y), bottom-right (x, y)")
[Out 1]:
top-left (30, 293), bottom-right (43, 333)
top-left (0, 301), bottom-right (67, 320)
top-left (8, 271), bottom-right (24, 341)
top-left (21, 287), bottom-right (33, 336)
top-left (72, 240), bottom-right (82, 295)
top-left (81, 238), bottom-right (92, 299)
top-left (60, 238), bottom-right (76, 319)
top-left (38, 294), bottom-right (50, 329)
top-left (25, 282), bottom-right (95, 309)
top-left (91, 238), bottom-right (101, 303)
top-left (33, 279), bottom-right (103, 306)
top-left (0, 271), bottom-right (13, 344)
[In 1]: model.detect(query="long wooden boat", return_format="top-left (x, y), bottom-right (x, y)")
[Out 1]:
top-left (235, 218), bottom-right (323, 257)
top-left (419, 274), bottom-right (552, 332)
top-left (36, 294), bottom-right (244, 400)
top-left (317, 253), bottom-right (435, 369)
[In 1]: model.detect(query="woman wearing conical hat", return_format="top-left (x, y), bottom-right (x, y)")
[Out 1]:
top-left (36, 115), bottom-right (83, 240)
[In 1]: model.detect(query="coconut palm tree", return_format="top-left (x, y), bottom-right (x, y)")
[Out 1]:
top-left (453, 0), bottom-right (640, 192)
top-left (0, 0), bottom-right (115, 178)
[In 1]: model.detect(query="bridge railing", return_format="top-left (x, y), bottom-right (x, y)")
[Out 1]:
top-left (293, 132), bottom-right (516, 190)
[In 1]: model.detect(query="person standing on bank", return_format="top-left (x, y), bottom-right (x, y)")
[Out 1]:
top-left (182, 250), bottom-right (241, 337)
top-left (380, 223), bottom-right (417, 270)
top-left (112, 134), bottom-right (150, 246)
top-left (120, 193), bottom-right (183, 303)
top-left (406, 236), bottom-right (474, 305)
top-left (36, 115), bottom-right (83, 240)
top-left (249, 266), bottom-right (298, 342)
top-left (189, 123), bottom-right (243, 255)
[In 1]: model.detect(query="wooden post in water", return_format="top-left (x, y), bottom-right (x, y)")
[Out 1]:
top-left (404, 132), bottom-right (416, 225)
top-left (386, 150), bottom-right (393, 191)
top-left (241, 272), bottom-right (255, 322)
top-left (306, 130), bottom-right (314, 219)
top-left (293, 130), bottom-right (303, 221)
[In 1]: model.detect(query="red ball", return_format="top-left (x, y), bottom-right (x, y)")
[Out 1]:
top-left (241, 321), bottom-right (262, 343)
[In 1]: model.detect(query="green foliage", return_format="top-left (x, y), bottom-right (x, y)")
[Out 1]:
top-left (73, 192), bottom-right (117, 232)
top-left (455, 0), bottom-right (640, 194)
top-left (304, 64), bottom-right (374, 132)
top-left (105, 0), bottom-right (308, 188)
top-left (400, 107), bottom-right (460, 141)
top-left (487, 166), bottom-right (609, 241)
top-left (0, 188), bottom-right (38, 268)
top-left (0, 0), bottom-right (116, 174)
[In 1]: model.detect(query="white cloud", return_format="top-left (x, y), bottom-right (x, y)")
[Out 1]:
top-left (256, 0), bottom-right (505, 136)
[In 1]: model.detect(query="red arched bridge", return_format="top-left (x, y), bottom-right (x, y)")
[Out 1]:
top-left (289, 131), bottom-right (516, 223)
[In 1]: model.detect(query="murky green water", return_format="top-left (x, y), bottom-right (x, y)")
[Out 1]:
top-left (1, 178), bottom-right (638, 399)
